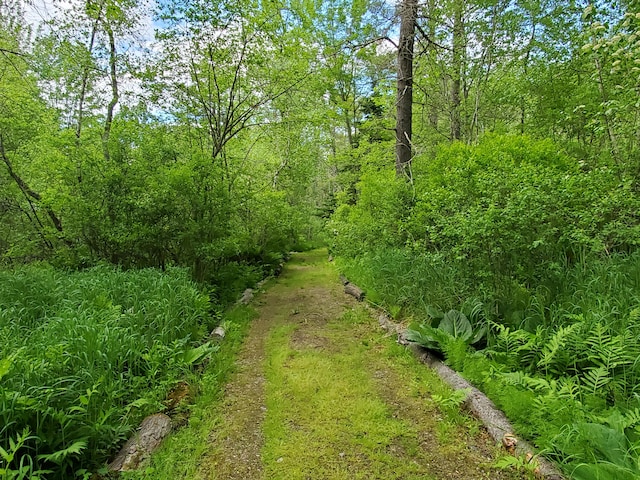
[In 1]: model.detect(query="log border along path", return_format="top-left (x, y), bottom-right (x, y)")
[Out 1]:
top-left (136, 249), bottom-right (527, 479)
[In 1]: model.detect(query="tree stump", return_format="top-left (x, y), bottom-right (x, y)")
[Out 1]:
top-left (108, 413), bottom-right (172, 471)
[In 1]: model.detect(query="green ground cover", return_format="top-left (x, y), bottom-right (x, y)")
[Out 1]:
top-left (0, 266), bottom-right (218, 479)
top-left (129, 250), bottom-right (525, 480)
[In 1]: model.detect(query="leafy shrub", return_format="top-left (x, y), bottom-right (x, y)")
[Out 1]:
top-left (328, 167), bottom-right (411, 258)
top-left (328, 134), bottom-right (640, 476)
top-left (407, 134), bottom-right (640, 284)
top-left (406, 307), bottom-right (487, 352)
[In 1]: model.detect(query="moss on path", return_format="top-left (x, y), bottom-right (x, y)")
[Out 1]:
top-left (127, 249), bottom-right (525, 479)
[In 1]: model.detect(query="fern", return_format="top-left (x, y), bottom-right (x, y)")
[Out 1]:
top-left (432, 388), bottom-right (472, 410)
top-left (486, 322), bottom-right (535, 369)
top-left (583, 366), bottom-right (612, 395)
top-left (583, 324), bottom-right (631, 371)
top-left (537, 323), bottom-right (581, 375)
top-left (36, 439), bottom-right (87, 464)
top-left (501, 371), bottom-right (553, 393)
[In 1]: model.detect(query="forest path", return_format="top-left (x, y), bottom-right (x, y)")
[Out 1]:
top-left (196, 249), bottom-right (523, 480)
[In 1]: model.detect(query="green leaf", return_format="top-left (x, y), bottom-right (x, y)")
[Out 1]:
top-left (37, 439), bottom-right (87, 464)
top-left (0, 445), bottom-right (13, 463)
top-left (426, 305), bottom-right (444, 321)
top-left (439, 310), bottom-right (472, 342)
top-left (182, 342), bottom-right (217, 366)
top-left (405, 324), bottom-right (439, 350)
top-left (572, 462), bottom-right (638, 480)
top-left (126, 397), bottom-right (155, 410)
top-left (470, 325), bottom-right (487, 345)
top-left (0, 356), bottom-right (13, 381)
top-left (575, 423), bottom-right (631, 468)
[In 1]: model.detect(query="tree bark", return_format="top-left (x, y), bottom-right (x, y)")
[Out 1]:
top-left (102, 23), bottom-right (119, 163)
top-left (344, 283), bottom-right (365, 301)
top-left (108, 414), bottom-right (172, 471)
top-left (395, 0), bottom-right (417, 179)
top-left (0, 134), bottom-right (64, 236)
top-left (450, 2), bottom-right (464, 141)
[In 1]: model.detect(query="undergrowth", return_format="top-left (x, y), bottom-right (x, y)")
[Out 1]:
top-left (329, 134), bottom-right (640, 478)
top-left (337, 248), bottom-right (640, 478)
top-left (0, 265), bottom-right (217, 479)
top-left (120, 304), bottom-right (257, 479)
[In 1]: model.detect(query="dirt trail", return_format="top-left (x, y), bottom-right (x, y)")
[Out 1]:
top-left (196, 249), bottom-right (524, 480)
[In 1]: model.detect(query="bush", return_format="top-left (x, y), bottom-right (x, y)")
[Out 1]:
top-left (328, 134), bottom-right (640, 476)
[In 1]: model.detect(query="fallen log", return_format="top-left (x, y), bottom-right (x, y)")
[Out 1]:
top-left (372, 312), bottom-right (564, 480)
top-left (408, 344), bottom-right (563, 478)
top-left (344, 283), bottom-right (365, 301)
top-left (211, 326), bottom-right (226, 340)
top-left (108, 413), bottom-right (172, 471)
top-left (238, 288), bottom-right (254, 305)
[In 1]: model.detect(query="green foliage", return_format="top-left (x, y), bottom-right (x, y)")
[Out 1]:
top-left (0, 266), bottom-right (214, 478)
top-left (329, 134), bottom-right (640, 475)
top-left (431, 388), bottom-right (472, 412)
top-left (329, 163), bottom-right (411, 258)
top-left (406, 135), bottom-right (640, 287)
top-left (406, 308), bottom-right (487, 352)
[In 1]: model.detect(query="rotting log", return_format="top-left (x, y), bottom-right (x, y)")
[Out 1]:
top-left (408, 344), bottom-right (563, 478)
top-left (211, 326), bottom-right (225, 340)
top-left (339, 274), bottom-right (349, 286)
top-left (374, 312), bottom-right (564, 480)
top-left (344, 283), bottom-right (365, 301)
top-left (109, 413), bottom-right (172, 472)
top-left (274, 262), bottom-right (284, 277)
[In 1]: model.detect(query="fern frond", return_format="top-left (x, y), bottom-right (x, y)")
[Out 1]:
top-left (37, 439), bottom-right (87, 464)
top-left (537, 323), bottom-right (581, 374)
top-left (582, 365), bottom-right (612, 395)
top-left (501, 371), bottom-right (552, 393)
top-left (584, 324), bottom-right (632, 371)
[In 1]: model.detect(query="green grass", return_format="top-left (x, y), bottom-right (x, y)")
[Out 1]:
top-left (0, 265), bottom-right (216, 479)
top-left (121, 249), bottom-right (522, 479)
top-left (336, 247), bottom-right (640, 477)
top-left (261, 305), bottom-right (514, 479)
top-left (121, 304), bottom-right (257, 479)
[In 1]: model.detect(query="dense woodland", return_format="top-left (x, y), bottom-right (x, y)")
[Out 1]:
top-left (2, 0), bottom-right (640, 477)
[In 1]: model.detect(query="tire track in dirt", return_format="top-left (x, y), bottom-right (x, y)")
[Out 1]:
top-left (196, 253), bottom-right (354, 479)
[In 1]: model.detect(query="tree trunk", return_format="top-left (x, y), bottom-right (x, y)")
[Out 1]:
top-left (395, 0), bottom-right (417, 179)
top-left (102, 23), bottom-right (119, 163)
top-left (450, 2), bottom-right (464, 141)
top-left (427, 0), bottom-right (439, 129)
top-left (0, 134), bottom-right (64, 237)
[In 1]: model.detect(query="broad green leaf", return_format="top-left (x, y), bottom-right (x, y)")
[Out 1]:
top-left (439, 310), bottom-right (472, 342)
top-left (0, 356), bottom-right (13, 381)
top-left (182, 342), bottom-right (218, 366)
top-left (572, 462), bottom-right (638, 480)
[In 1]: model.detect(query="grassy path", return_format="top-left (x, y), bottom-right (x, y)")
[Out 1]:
top-left (127, 249), bottom-right (524, 479)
